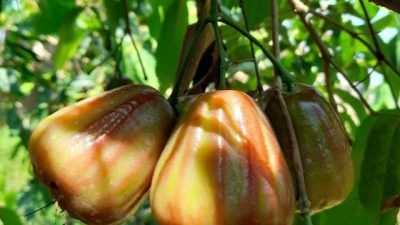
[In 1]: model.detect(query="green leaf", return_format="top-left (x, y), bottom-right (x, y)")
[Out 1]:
top-left (383, 17), bottom-right (400, 70)
top-left (315, 111), bottom-right (400, 225)
top-left (382, 65), bottom-right (400, 107)
top-left (353, 1), bottom-right (379, 20)
top-left (339, 111), bottom-right (357, 137)
top-left (221, 0), bottom-right (239, 9)
top-left (221, 25), bottom-right (251, 61)
top-left (148, 0), bottom-right (175, 40)
top-left (31, 0), bottom-right (76, 34)
top-left (335, 88), bottom-right (367, 121)
top-left (53, 8), bottom-right (88, 69)
top-left (155, 0), bottom-right (188, 92)
top-left (373, 13), bottom-right (396, 31)
top-left (147, 7), bottom-right (162, 41)
top-left (3, 192), bottom-right (18, 208)
top-left (242, 0), bottom-right (270, 30)
top-left (394, 17), bottom-right (400, 70)
top-left (379, 23), bottom-right (400, 103)
top-left (358, 112), bottom-right (400, 224)
top-left (379, 210), bottom-right (398, 225)
top-left (371, 83), bottom-right (397, 110)
top-left (122, 38), bottom-right (159, 89)
top-left (6, 108), bottom-right (22, 136)
top-left (0, 207), bottom-right (23, 225)
top-left (339, 32), bottom-right (355, 67)
top-left (103, 0), bottom-right (124, 35)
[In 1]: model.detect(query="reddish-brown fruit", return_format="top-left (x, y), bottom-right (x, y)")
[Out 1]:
top-left (151, 90), bottom-right (295, 225)
top-left (29, 85), bottom-right (175, 225)
top-left (264, 84), bottom-right (354, 213)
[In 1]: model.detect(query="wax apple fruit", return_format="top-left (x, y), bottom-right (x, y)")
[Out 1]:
top-left (151, 90), bottom-right (295, 225)
top-left (264, 84), bottom-right (354, 213)
top-left (29, 85), bottom-right (175, 225)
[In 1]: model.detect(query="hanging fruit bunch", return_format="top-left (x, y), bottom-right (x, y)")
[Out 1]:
top-left (28, 0), bottom-right (356, 224)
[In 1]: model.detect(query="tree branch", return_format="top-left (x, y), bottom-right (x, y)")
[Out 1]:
top-left (295, 11), bottom-right (339, 113)
top-left (288, 1), bottom-right (375, 114)
top-left (381, 194), bottom-right (400, 213)
top-left (271, 0), bottom-right (283, 90)
top-left (239, 0), bottom-right (262, 94)
top-left (311, 10), bottom-right (374, 54)
top-left (331, 60), bottom-right (375, 114)
top-left (271, 0), bottom-right (280, 60)
top-left (359, 0), bottom-right (399, 108)
top-left (355, 62), bottom-right (380, 87)
top-left (219, 16), bottom-right (294, 91)
top-left (211, 0), bottom-right (228, 89)
top-left (368, 0), bottom-right (400, 13)
top-left (87, 37), bottom-right (124, 74)
top-left (359, 0), bottom-right (384, 61)
top-left (311, 10), bottom-right (400, 78)
top-left (276, 90), bottom-right (312, 224)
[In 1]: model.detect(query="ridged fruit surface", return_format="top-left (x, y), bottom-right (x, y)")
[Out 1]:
top-left (151, 90), bottom-right (295, 225)
top-left (264, 84), bottom-right (354, 213)
top-left (29, 84), bottom-right (175, 225)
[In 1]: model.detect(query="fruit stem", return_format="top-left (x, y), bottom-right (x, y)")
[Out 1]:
top-left (218, 16), bottom-right (294, 92)
top-left (210, 0), bottom-right (227, 90)
top-left (305, 215), bottom-right (313, 225)
top-left (270, 0), bottom-right (283, 91)
top-left (239, 0), bottom-right (263, 94)
top-left (276, 90), bottom-right (313, 223)
top-left (169, 21), bottom-right (209, 108)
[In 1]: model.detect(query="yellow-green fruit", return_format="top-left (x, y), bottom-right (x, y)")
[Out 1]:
top-left (264, 84), bottom-right (354, 213)
top-left (29, 85), bottom-right (175, 225)
top-left (151, 90), bottom-right (295, 225)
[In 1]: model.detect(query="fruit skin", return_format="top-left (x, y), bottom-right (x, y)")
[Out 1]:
top-left (29, 84), bottom-right (175, 225)
top-left (151, 90), bottom-right (295, 225)
top-left (264, 84), bottom-right (354, 213)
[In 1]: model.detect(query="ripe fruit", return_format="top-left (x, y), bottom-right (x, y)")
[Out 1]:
top-left (151, 90), bottom-right (295, 225)
top-left (29, 85), bottom-right (175, 225)
top-left (264, 84), bottom-right (354, 213)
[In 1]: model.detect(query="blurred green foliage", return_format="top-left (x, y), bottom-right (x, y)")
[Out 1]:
top-left (0, 0), bottom-right (399, 224)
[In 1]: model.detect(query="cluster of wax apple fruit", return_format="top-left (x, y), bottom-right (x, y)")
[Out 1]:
top-left (29, 84), bottom-right (354, 225)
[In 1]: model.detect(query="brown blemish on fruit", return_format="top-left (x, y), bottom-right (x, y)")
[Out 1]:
top-left (84, 91), bottom-right (159, 143)
top-left (48, 180), bottom-right (61, 198)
